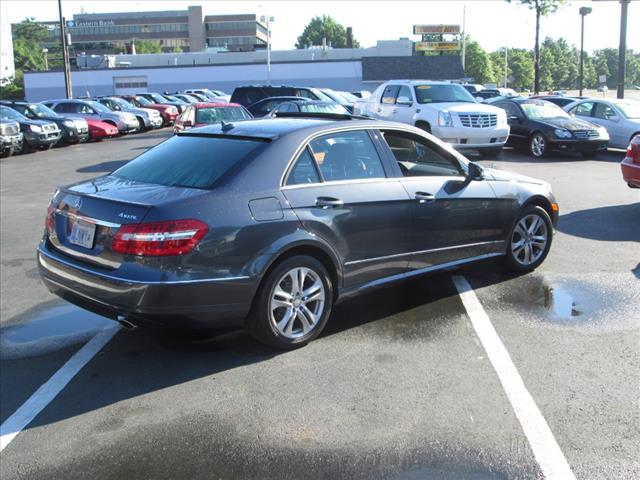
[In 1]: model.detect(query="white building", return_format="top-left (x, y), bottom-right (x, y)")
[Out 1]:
top-left (0, 4), bottom-right (16, 85)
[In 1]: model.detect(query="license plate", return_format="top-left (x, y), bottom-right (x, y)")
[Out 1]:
top-left (69, 219), bottom-right (96, 249)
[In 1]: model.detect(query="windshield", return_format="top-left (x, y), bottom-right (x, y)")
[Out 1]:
top-left (195, 107), bottom-right (252, 124)
top-left (414, 84), bottom-right (477, 104)
top-left (520, 101), bottom-right (570, 120)
top-left (165, 95), bottom-right (187, 104)
top-left (113, 136), bottom-right (265, 189)
top-left (134, 96), bottom-right (152, 106)
top-left (28, 103), bottom-right (59, 118)
top-left (616, 101), bottom-right (640, 119)
top-left (148, 93), bottom-right (169, 103)
top-left (86, 101), bottom-right (112, 113)
top-left (0, 106), bottom-right (27, 121)
top-left (110, 98), bottom-right (134, 109)
top-left (299, 103), bottom-right (349, 114)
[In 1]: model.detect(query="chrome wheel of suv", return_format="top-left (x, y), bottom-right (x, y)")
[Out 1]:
top-left (269, 267), bottom-right (326, 339)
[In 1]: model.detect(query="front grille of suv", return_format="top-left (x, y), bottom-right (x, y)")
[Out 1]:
top-left (458, 113), bottom-right (498, 128)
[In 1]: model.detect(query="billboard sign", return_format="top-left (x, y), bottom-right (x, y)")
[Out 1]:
top-left (415, 41), bottom-right (461, 52)
top-left (413, 24), bottom-right (461, 35)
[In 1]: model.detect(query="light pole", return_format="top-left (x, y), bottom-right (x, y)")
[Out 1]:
top-left (260, 13), bottom-right (274, 85)
top-left (578, 6), bottom-right (591, 97)
top-left (616, 0), bottom-right (629, 99)
top-left (42, 48), bottom-right (49, 70)
top-left (57, 0), bottom-right (72, 98)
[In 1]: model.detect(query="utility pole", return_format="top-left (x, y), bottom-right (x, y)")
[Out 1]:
top-left (58, 0), bottom-right (72, 98)
top-left (578, 7), bottom-right (591, 97)
top-left (504, 46), bottom-right (508, 88)
top-left (616, 0), bottom-right (629, 99)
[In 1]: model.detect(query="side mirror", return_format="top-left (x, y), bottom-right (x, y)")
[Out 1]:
top-left (396, 98), bottom-right (413, 107)
top-left (508, 115), bottom-right (522, 124)
top-left (467, 162), bottom-right (484, 181)
top-left (182, 120), bottom-right (193, 127)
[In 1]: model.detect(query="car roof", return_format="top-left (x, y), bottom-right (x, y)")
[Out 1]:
top-left (179, 117), bottom-right (412, 140)
top-left (385, 80), bottom-right (454, 86)
top-left (193, 102), bottom-right (242, 108)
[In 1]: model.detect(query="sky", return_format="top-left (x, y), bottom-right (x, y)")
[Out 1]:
top-left (2, 0), bottom-right (638, 54)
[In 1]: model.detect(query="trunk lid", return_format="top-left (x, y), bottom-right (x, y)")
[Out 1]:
top-left (49, 175), bottom-right (207, 268)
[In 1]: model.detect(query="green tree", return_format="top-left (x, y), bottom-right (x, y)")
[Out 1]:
top-left (134, 40), bottom-right (163, 54)
top-left (465, 39), bottom-right (495, 84)
top-left (508, 49), bottom-right (534, 90)
top-left (295, 15), bottom-right (360, 49)
top-left (11, 18), bottom-right (50, 72)
top-left (507, 0), bottom-right (566, 94)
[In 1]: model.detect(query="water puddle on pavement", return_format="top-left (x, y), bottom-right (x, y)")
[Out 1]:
top-left (0, 303), bottom-right (112, 360)
top-left (496, 274), bottom-right (637, 330)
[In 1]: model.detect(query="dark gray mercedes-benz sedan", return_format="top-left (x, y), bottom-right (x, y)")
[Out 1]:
top-left (38, 115), bottom-right (559, 349)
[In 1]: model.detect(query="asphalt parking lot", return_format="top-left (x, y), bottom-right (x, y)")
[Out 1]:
top-left (0, 129), bottom-right (638, 479)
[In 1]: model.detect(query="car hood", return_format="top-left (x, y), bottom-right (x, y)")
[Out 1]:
top-left (15, 118), bottom-right (55, 127)
top-left (483, 166), bottom-right (547, 186)
top-left (534, 116), bottom-right (601, 131)
top-left (421, 102), bottom-right (502, 113)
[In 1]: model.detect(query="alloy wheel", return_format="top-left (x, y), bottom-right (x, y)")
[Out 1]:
top-left (269, 267), bottom-right (326, 339)
top-left (530, 134), bottom-right (546, 157)
top-left (511, 213), bottom-right (548, 266)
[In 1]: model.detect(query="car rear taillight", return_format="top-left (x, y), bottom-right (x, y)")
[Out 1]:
top-left (626, 137), bottom-right (640, 164)
top-left (111, 219), bottom-right (208, 256)
top-left (45, 204), bottom-right (55, 234)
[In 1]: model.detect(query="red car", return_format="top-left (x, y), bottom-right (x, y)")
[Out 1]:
top-left (86, 118), bottom-right (119, 140)
top-left (621, 134), bottom-right (640, 188)
top-left (173, 102), bottom-right (252, 134)
top-left (118, 95), bottom-right (179, 126)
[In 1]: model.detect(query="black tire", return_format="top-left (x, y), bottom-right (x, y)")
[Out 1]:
top-left (38, 143), bottom-right (54, 151)
top-left (0, 147), bottom-right (14, 158)
top-left (247, 255), bottom-right (333, 350)
top-left (479, 147), bottom-right (503, 158)
top-left (21, 142), bottom-right (36, 154)
top-left (416, 121), bottom-right (431, 133)
top-left (529, 132), bottom-right (548, 158)
top-left (503, 205), bottom-right (553, 273)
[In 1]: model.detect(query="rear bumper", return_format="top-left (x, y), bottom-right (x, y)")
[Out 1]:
top-left (621, 157), bottom-right (640, 187)
top-left (37, 243), bottom-right (255, 329)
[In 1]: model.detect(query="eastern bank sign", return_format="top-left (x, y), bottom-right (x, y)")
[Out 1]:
top-left (67, 20), bottom-right (116, 28)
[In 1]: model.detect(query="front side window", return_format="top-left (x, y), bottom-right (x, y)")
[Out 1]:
top-left (396, 86), bottom-right (413, 105)
top-left (113, 136), bottom-right (266, 189)
top-left (286, 149), bottom-right (321, 185)
top-left (309, 130), bottom-right (386, 182)
top-left (496, 102), bottom-right (521, 118)
top-left (381, 85), bottom-right (400, 104)
top-left (593, 103), bottom-right (617, 120)
top-left (382, 130), bottom-right (463, 177)
top-left (571, 102), bottom-right (594, 117)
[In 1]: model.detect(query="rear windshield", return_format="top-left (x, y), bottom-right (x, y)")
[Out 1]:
top-left (195, 107), bottom-right (251, 123)
top-left (113, 136), bottom-right (266, 189)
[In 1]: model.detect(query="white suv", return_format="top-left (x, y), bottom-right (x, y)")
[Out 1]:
top-left (361, 80), bottom-right (509, 156)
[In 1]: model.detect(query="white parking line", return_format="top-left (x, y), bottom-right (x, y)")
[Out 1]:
top-left (452, 275), bottom-right (576, 480)
top-left (0, 324), bottom-right (120, 452)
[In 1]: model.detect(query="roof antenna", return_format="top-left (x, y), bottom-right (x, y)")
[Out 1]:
top-left (221, 121), bottom-right (234, 131)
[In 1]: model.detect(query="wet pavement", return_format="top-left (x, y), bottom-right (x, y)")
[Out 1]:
top-left (1, 131), bottom-right (639, 479)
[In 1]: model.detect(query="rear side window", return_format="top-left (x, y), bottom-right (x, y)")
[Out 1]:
top-left (286, 149), bottom-right (321, 185)
top-left (309, 130), bottom-right (386, 182)
top-left (383, 130), bottom-right (463, 177)
top-left (113, 136), bottom-right (266, 189)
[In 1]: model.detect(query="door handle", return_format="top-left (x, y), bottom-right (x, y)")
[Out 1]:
top-left (415, 192), bottom-right (435, 203)
top-left (391, 109), bottom-right (398, 114)
top-left (316, 197), bottom-right (344, 209)
top-left (376, 108), bottom-right (382, 113)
